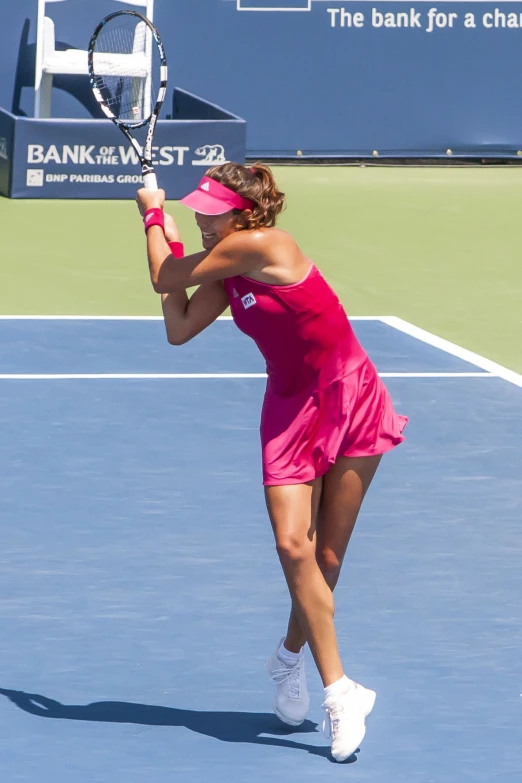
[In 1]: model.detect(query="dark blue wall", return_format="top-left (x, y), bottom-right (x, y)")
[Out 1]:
top-left (4, 0), bottom-right (522, 157)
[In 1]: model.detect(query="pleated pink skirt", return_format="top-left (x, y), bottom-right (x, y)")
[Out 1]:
top-left (260, 358), bottom-right (407, 486)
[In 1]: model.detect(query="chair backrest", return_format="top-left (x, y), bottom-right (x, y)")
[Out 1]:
top-left (114, 0), bottom-right (154, 23)
top-left (34, 0), bottom-right (156, 117)
top-left (37, 0), bottom-right (155, 26)
top-left (35, 0), bottom-right (155, 74)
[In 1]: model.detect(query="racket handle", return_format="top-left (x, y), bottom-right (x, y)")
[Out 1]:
top-left (143, 171), bottom-right (158, 191)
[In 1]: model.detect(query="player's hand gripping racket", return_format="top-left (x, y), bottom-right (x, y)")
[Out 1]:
top-left (88, 10), bottom-right (167, 191)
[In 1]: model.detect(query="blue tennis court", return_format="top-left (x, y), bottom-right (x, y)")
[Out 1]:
top-left (0, 317), bottom-right (520, 782)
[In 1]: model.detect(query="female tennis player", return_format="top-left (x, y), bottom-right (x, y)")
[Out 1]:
top-left (136, 163), bottom-right (407, 762)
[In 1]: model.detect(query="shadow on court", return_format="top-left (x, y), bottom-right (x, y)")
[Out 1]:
top-left (0, 688), bottom-right (357, 764)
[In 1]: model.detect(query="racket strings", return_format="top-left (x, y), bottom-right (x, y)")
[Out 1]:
top-left (92, 19), bottom-right (160, 123)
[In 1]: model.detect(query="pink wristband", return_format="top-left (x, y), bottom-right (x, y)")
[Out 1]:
top-left (168, 241), bottom-right (185, 258)
top-left (143, 208), bottom-right (164, 233)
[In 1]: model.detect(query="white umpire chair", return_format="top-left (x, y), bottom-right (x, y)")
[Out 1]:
top-left (34, 0), bottom-right (155, 118)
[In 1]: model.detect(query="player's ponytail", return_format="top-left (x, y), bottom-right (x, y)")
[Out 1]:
top-left (205, 161), bottom-right (285, 229)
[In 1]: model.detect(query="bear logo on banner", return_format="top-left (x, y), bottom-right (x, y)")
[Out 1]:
top-left (192, 144), bottom-right (228, 166)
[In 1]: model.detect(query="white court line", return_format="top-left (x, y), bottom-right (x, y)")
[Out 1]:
top-left (0, 315), bottom-right (188, 321)
top-left (0, 315), bottom-right (515, 384)
top-left (0, 372), bottom-right (495, 381)
top-left (379, 372), bottom-right (494, 378)
top-left (0, 315), bottom-right (380, 321)
top-left (0, 373), bottom-right (267, 380)
top-left (381, 316), bottom-right (522, 390)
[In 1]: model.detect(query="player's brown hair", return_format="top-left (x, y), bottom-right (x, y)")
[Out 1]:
top-left (205, 161), bottom-right (285, 230)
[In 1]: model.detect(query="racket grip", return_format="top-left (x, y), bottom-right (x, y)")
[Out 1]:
top-left (143, 171), bottom-right (158, 191)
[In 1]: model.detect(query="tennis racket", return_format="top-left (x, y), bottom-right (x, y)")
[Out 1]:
top-left (88, 10), bottom-right (167, 191)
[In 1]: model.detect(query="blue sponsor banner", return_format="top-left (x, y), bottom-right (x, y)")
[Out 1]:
top-left (171, 0), bottom-right (522, 158)
top-left (3, 0), bottom-right (522, 158)
top-left (2, 92), bottom-right (247, 199)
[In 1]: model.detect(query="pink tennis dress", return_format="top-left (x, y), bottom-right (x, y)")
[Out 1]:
top-left (223, 264), bottom-right (407, 486)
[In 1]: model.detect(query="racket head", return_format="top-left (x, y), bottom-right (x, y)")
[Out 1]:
top-left (88, 10), bottom-right (167, 130)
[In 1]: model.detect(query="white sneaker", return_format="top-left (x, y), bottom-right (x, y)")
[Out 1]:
top-left (322, 679), bottom-right (376, 762)
top-left (267, 638), bottom-right (310, 726)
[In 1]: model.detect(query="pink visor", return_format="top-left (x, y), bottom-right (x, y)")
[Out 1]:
top-left (179, 176), bottom-right (256, 215)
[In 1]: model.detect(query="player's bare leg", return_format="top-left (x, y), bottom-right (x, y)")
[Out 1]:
top-left (266, 455), bottom-right (382, 760)
top-left (265, 478), bottom-right (344, 687)
top-left (284, 454), bottom-right (382, 652)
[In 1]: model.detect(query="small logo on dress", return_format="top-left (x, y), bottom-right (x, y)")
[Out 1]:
top-left (241, 292), bottom-right (256, 309)
top-left (232, 287), bottom-right (239, 298)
